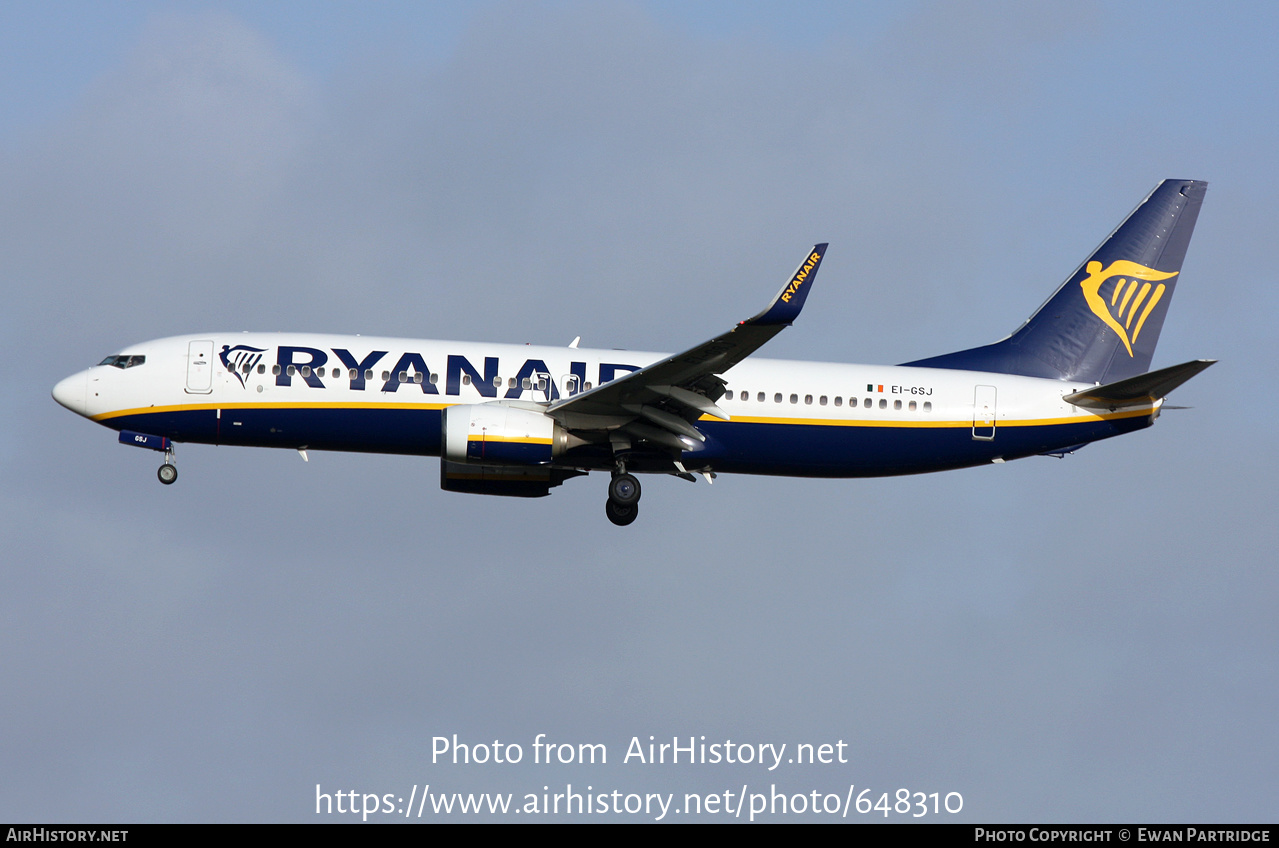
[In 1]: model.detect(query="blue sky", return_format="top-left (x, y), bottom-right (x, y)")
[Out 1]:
top-left (2, 1), bottom-right (1276, 822)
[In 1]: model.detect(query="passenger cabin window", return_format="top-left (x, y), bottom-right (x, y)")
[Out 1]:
top-left (725, 390), bottom-right (734, 400)
top-left (757, 392), bottom-right (765, 402)
top-left (863, 398), bottom-right (871, 409)
top-left (834, 397), bottom-right (842, 407)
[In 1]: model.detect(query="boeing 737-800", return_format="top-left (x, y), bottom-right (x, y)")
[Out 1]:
top-left (53, 179), bottom-right (1212, 525)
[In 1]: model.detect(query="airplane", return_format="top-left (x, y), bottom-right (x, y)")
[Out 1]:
top-left (52, 179), bottom-right (1212, 526)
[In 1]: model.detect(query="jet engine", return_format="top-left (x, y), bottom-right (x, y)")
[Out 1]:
top-left (442, 403), bottom-right (571, 465)
top-left (440, 403), bottom-right (584, 497)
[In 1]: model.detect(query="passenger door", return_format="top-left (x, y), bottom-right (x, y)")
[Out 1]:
top-left (185, 340), bottom-right (214, 394)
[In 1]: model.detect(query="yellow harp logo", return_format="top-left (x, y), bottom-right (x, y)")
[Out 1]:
top-left (1079, 260), bottom-right (1178, 356)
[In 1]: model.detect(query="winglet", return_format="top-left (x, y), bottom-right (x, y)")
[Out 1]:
top-left (748, 243), bottom-right (828, 326)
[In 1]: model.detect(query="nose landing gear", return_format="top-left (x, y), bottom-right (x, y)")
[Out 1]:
top-left (119, 430), bottom-right (178, 486)
top-left (157, 444), bottom-right (177, 485)
top-left (605, 469), bottom-right (641, 526)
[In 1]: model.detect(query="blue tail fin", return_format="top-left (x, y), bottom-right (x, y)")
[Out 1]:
top-left (905, 179), bottom-right (1206, 383)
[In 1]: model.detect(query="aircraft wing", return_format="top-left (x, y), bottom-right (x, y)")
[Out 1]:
top-left (546, 244), bottom-right (827, 446)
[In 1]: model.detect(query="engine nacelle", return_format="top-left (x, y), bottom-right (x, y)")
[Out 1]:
top-left (442, 403), bottom-right (568, 466)
top-left (441, 404), bottom-right (589, 496)
top-left (441, 461), bottom-right (585, 498)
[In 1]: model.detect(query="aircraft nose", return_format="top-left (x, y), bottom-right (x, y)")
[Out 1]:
top-left (52, 372), bottom-right (88, 416)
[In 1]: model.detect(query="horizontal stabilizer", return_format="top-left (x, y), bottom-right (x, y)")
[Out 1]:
top-left (1063, 359), bottom-right (1215, 410)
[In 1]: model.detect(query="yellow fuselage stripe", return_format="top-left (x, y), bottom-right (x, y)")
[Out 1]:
top-left (92, 400), bottom-right (1154, 429)
top-left (92, 400), bottom-right (451, 422)
top-left (698, 406), bottom-right (1154, 428)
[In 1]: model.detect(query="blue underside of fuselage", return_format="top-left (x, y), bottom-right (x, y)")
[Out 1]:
top-left (694, 417), bottom-right (1148, 476)
top-left (102, 406), bottom-right (1153, 478)
top-left (108, 407), bottom-right (442, 456)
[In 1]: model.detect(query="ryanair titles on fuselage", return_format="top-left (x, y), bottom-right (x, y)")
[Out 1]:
top-left (261, 343), bottom-right (642, 400)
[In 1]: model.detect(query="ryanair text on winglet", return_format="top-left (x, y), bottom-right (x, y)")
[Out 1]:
top-left (780, 251), bottom-right (823, 303)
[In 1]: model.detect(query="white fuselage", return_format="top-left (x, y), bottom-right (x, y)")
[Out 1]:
top-left (53, 332), bottom-right (1157, 478)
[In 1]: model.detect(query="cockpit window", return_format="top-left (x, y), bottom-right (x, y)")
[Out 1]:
top-left (97, 354), bottom-right (146, 369)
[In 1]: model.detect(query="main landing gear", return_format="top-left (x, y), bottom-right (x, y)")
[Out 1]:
top-left (605, 469), bottom-right (641, 527)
